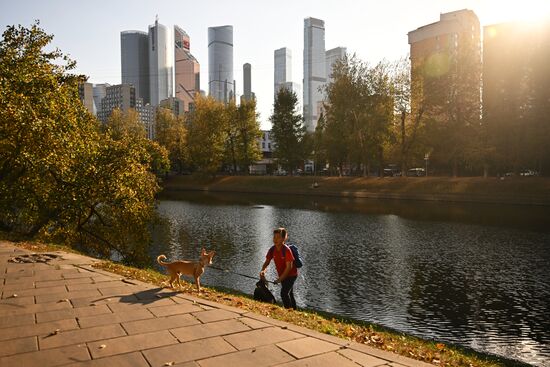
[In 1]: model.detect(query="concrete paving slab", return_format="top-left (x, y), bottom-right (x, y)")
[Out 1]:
top-left (222, 326), bottom-right (303, 351)
top-left (0, 344), bottom-right (90, 367)
top-left (191, 308), bottom-right (240, 323)
top-left (87, 330), bottom-right (178, 358)
top-left (0, 318), bottom-right (79, 342)
top-left (277, 351), bottom-right (361, 367)
top-left (197, 344), bottom-right (295, 367)
top-left (170, 318), bottom-right (251, 343)
top-left (77, 307), bottom-right (153, 328)
top-left (337, 348), bottom-right (388, 366)
top-left (0, 336), bottom-right (38, 357)
top-left (36, 304), bottom-right (111, 323)
top-left (277, 337), bottom-right (341, 359)
top-left (122, 313), bottom-right (200, 335)
top-left (0, 312), bottom-right (35, 329)
top-left (142, 336), bottom-right (236, 367)
top-left (39, 323), bottom-right (126, 349)
top-left (36, 289), bottom-right (103, 304)
top-left (65, 351), bottom-right (150, 367)
top-left (148, 302), bottom-right (203, 317)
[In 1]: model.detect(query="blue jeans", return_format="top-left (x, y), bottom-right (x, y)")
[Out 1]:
top-left (280, 276), bottom-right (297, 309)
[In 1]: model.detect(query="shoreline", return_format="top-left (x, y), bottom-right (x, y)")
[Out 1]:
top-left (161, 175), bottom-right (550, 206)
top-left (3, 239), bottom-right (529, 367)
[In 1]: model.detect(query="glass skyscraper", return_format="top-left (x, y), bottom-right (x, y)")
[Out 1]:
top-left (303, 17), bottom-right (326, 132)
top-left (148, 19), bottom-right (173, 106)
top-left (208, 25), bottom-right (234, 103)
top-left (274, 47), bottom-right (292, 95)
top-left (121, 31), bottom-right (150, 104)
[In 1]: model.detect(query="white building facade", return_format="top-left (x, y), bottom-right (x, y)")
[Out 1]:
top-left (148, 19), bottom-right (173, 106)
top-left (303, 17), bottom-right (326, 133)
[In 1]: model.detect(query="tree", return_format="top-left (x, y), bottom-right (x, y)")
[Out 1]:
top-left (390, 56), bottom-right (429, 174)
top-left (155, 107), bottom-right (188, 173)
top-left (322, 55), bottom-right (395, 176)
top-left (270, 87), bottom-right (305, 174)
top-left (186, 95), bottom-right (228, 175)
top-left (235, 99), bottom-right (262, 173)
top-left (0, 23), bottom-right (166, 265)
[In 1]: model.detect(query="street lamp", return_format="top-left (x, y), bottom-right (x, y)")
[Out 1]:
top-left (424, 153), bottom-right (430, 177)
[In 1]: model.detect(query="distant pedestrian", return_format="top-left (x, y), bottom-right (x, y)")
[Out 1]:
top-left (260, 227), bottom-right (298, 309)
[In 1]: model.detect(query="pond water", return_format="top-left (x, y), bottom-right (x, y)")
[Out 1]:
top-left (151, 191), bottom-right (550, 366)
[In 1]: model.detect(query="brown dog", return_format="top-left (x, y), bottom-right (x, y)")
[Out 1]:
top-left (157, 248), bottom-right (215, 292)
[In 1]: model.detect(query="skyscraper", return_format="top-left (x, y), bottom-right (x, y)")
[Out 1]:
top-left (242, 63), bottom-right (254, 101)
top-left (148, 18), bottom-right (173, 106)
top-left (174, 25), bottom-right (200, 111)
top-left (121, 30), bottom-right (150, 104)
top-left (325, 47), bottom-right (347, 83)
top-left (303, 17), bottom-right (326, 132)
top-left (274, 47), bottom-right (292, 95)
top-left (408, 9), bottom-right (481, 119)
top-left (208, 25), bottom-right (234, 103)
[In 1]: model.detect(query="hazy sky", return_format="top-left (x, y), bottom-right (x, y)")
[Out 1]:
top-left (2, 0), bottom-right (549, 129)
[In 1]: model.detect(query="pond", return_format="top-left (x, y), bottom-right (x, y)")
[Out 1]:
top-left (151, 191), bottom-right (550, 366)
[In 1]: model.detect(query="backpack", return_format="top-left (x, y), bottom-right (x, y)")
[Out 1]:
top-left (268, 243), bottom-right (303, 268)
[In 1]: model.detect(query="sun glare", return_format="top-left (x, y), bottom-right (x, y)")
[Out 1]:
top-left (488, 0), bottom-right (550, 24)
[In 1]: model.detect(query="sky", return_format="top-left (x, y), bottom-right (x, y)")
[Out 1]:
top-left (2, 0), bottom-right (550, 129)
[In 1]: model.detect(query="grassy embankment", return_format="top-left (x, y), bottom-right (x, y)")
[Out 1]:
top-left (5, 239), bottom-right (527, 367)
top-left (161, 175), bottom-right (550, 206)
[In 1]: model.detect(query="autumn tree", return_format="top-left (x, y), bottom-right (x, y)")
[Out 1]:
top-left (235, 98), bottom-right (262, 173)
top-left (323, 56), bottom-right (395, 176)
top-left (0, 23), bottom-right (166, 265)
top-left (186, 95), bottom-right (228, 175)
top-left (270, 87), bottom-right (305, 174)
top-left (155, 107), bottom-right (188, 173)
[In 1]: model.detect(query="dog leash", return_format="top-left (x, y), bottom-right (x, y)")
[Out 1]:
top-left (208, 265), bottom-right (277, 284)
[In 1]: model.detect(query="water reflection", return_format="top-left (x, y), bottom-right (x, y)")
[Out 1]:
top-left (151, 191), bottom-right (550, 366)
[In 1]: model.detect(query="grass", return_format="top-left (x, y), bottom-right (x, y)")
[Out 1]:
top-left (6, 239), bottom-right (521, 367)
top-left (161, 175), bottom-right (550, 205)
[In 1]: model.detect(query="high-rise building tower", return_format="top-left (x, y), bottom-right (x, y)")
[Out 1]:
top-left (326, 47), bottom-right (347, 83)
top-left (407, 9), bottom-right (481, 119)
top-left (242, 63), bottom-right (254, 101)
top-left (208, 25), bottom-right (234, 103)
top-left (121, 30), bottom-right (150, 104)
top-left (274, 47), bottom-right (292, 95)
top-left (78, 82), bottom-right (94, 114)
top-left (148, 18), bottom-right (173, 106)
top-left (303, 17), bottom-right (326, 132)
top-left (174, 25), bottom-right (200, 111)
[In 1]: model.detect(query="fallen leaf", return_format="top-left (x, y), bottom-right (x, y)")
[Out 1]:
top-left (99, 344), bottom-right (106, 349)
top-left (58, 299), bottom-right (69, 303)
top-left (164, 362), bottom-right (175, 366)
top-left (436, 343), bottom-right (445, 350)
top-left (46, 329), bottom-right (60, 337)
top-left (11, 294), bottom-right (18, 298)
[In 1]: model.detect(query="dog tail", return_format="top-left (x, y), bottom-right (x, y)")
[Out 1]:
top-left (157, 254), bottom-right (169, 266)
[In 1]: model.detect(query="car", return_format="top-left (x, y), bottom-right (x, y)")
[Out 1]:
top-left (407, 167), bottom-right (425, 177)
top-left (520, 169), bottom-right (539, 176)
top-left (383, 166), bottom-right (402, 177)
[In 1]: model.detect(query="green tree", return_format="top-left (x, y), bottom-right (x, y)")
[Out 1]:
top-left (187, 95), bottom-right (228, 175)
top-left (0, 23), bottom-right (165, 265)
top-left (235, 99), bottom-right (262, 173)
top-left (270, 87), bottom-right (305, 174)
top-left (389, 56), bottom-right (430, 174)
top-left (155, 107), bottom-right (188, 173)
top-left (323, 56), bottom-right (395, 176)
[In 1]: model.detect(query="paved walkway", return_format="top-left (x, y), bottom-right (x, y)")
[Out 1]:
top-left (0, 241), bottom-right (432, 367)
